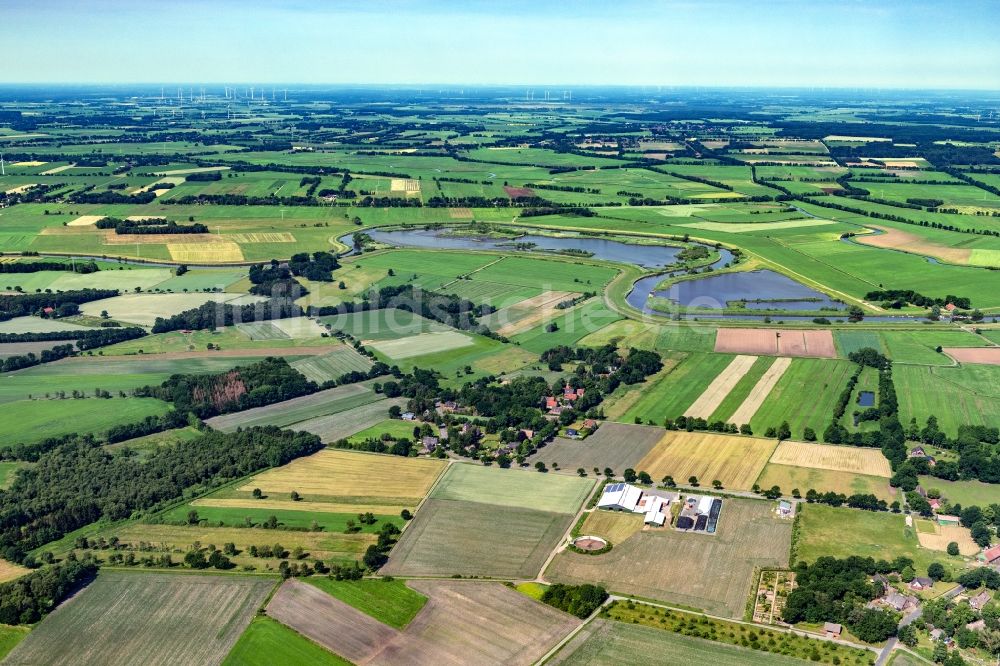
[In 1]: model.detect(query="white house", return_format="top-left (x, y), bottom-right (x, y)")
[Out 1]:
top-left (643, 496), bottom-right (667, 526)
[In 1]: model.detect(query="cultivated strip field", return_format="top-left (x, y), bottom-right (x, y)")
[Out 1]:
top-left (204, 383), bottom-right (377, 431)
top-left (684, 354), bottom-right (757, 418)
top-left (490, 290), bottom-right (578, 337)
top-left (289, 346), bottom-right (373, 383)
top-left (547, 498), bottom-right (791, 618)
top-left (430, 463), bottom-right (594, 514)
top-left (853, 224), bottom-right (973, 265)
top-left (715, 328), bottom-right (836, 358)
top-left (268, 579), bottom-right (580, 666)
top-left (636, 431), bottom-right (778, 490)
top-left (290, 398), bottom-right (408, 442)
top-left (367, 330), bottom-right (474, 360)
top-left (943, 347), bottom-right (1000, 365)
top-left (727, 356), bottom-right (792, 425)
top-left (768, 441), bottom-right (892, 477)
top-left (6, 572), bottom-right (273, 666)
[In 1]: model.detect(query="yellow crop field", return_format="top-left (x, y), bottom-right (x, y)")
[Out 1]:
top-left (754, 463), bottom-right (894, 501)
top-left (229, 232), bottom-right (297, 243)
top-left (768, 441), bottom-right (892, 477)
top-left (168, 242), bottom-right (245, 262)
top-left (580, 510), bottom-right (645, 544)
top-left (391, 178), bottom-right (420, 193)
top-left (916, 524), bottom-right (979, 556)
top-left (67, 215), bottom-right (104, 227)
top-left (0, 558), bottom-right (30, 583)
top-left (237, 449), bottom-right (446, 503)
top-left (636, 431), bottom-right (777, 490)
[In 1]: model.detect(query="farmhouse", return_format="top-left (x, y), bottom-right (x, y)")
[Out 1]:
top-left (422, 436), bottom-right (439, 453)
top-left (824, 623), bottom-right (842, 639)
top-left (880, 591), bottom-right (917, 612)
top-left (777, 500), bottom-right (793, 518)
top-left (910, 577), bottom-right (934, 591)
top-left (596, 483), bottom-right (675, 527)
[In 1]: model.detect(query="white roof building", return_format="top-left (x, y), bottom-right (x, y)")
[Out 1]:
top-left (697, 495), bottom-right (714, 516)
top-left (597, 483), bottom-right (644, 512)
top-left (644, 496), bottom-right (667, 526)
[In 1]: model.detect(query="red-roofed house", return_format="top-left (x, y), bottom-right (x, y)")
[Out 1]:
top-left (544, 397), bottom-right (558, 409)
top-left (979, 544), bottom-right (1000, 564)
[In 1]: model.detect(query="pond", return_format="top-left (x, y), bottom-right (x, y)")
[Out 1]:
top-left (342, 228), bottom-right (699, 269)
top-left (858, 391), bottom-right (876, 407)
top-left (628, 269), bottom-right (844, 314)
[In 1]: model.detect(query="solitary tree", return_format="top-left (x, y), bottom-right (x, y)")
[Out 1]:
top-left (688, 476), bottom-right (699, 487)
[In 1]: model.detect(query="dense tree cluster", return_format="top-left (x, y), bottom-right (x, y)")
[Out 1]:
top-left (0, 427), bottom-right (323, 562)
top-left (540, 583), bottom-right (608, 619)
top-left (150, 298), bottom-right (303, 333)
top-left (0, 557), bottom-right (98, 625)
top-left (94, 217), bottom-right (209, 235)
top-left (783, 556), bottom-right (902, 643)
top-left (139, 357), bottom-right (316, 418)
top-left (0, 260), bottom-right (98, 274)
top-left (0, 289), bottom-right (119, 319)
top-left (864, 290), bottom-right (971, 310)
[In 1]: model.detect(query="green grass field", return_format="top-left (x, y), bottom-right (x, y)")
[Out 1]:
top-left (621, 351), bottom-right (735, 425)
top-left (223, 617), bottom-right (351, 666)
top-left (0, 625), bottom-right (30, 661)
top-left (320, 308), bottom-right (451, 340)
top-left (794, 504), bottom-right (962, 574)
top-left (880, 330), bottom-right (984, 366)
top-left (303, 578), bottom-right (427, 629)
top-left (158, 502), bottom-right (404, 534)
top-left (511, 300), bottom-right (622, 353)
top-left (430, 463), bottom-right (594, 514)
top-left (3, 397), bottom-right (171, 446)
top-left (750, 358), bottom-right (857, 439)
top-left (917, 477), bottom-right (1000, 507)
top-left (710, 356), bottom-right (776, 422)
top-left (289, 346), bottom-right (373, 383)
top-left (0, 463), bottom-right (27, 490)
top-left (894, 364), bottom-right (1000, 437)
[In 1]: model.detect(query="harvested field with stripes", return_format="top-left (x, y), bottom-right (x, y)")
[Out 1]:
top-left (0, 558), bottom-right (30, 583)
top-left (6, 572), bottom-right (272, 666)
top-left (727, 357), bottom-right (792, 425)
top-left (267, 579), bottom-right (580, 666)
top-left (167, 241), bottom-right (245, 262)
top-left (383, 464), bottom-right (592, 578)
top-left (636, 431), bottom-right (777, 490)
top-left (684, 354), bottom-right (757, 418)
top-left (768, 441), bottom-right (892, 477)
top-left (915, 523), bottom-right (979, 556)
top-left (715, 328), bottom-right (836, 358)
top-left (234, 449), bottom-right (445, 506)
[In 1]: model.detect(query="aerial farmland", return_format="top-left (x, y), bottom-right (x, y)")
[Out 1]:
top-left (1, 2), bottom-right (998, 663)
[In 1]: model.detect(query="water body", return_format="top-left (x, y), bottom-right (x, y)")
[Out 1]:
top-left (342, 228), bottom-right (691, 269)
top-left (858, 391), bottom-right (876, 407)
top-left (652, 270), bottom-right (847, 311)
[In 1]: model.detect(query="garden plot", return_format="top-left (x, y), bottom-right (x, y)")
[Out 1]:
top-left (6, 572), bottom-right (272, 666)
top-left (715, 328), bottom-right (836, 358)
top-left (367, 330), bottom-right (474, 360)
top-left (768, 441), bottom-right (892, 477)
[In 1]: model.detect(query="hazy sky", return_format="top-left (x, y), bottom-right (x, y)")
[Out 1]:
top-left (4, 0), bottom-right (999, 89)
